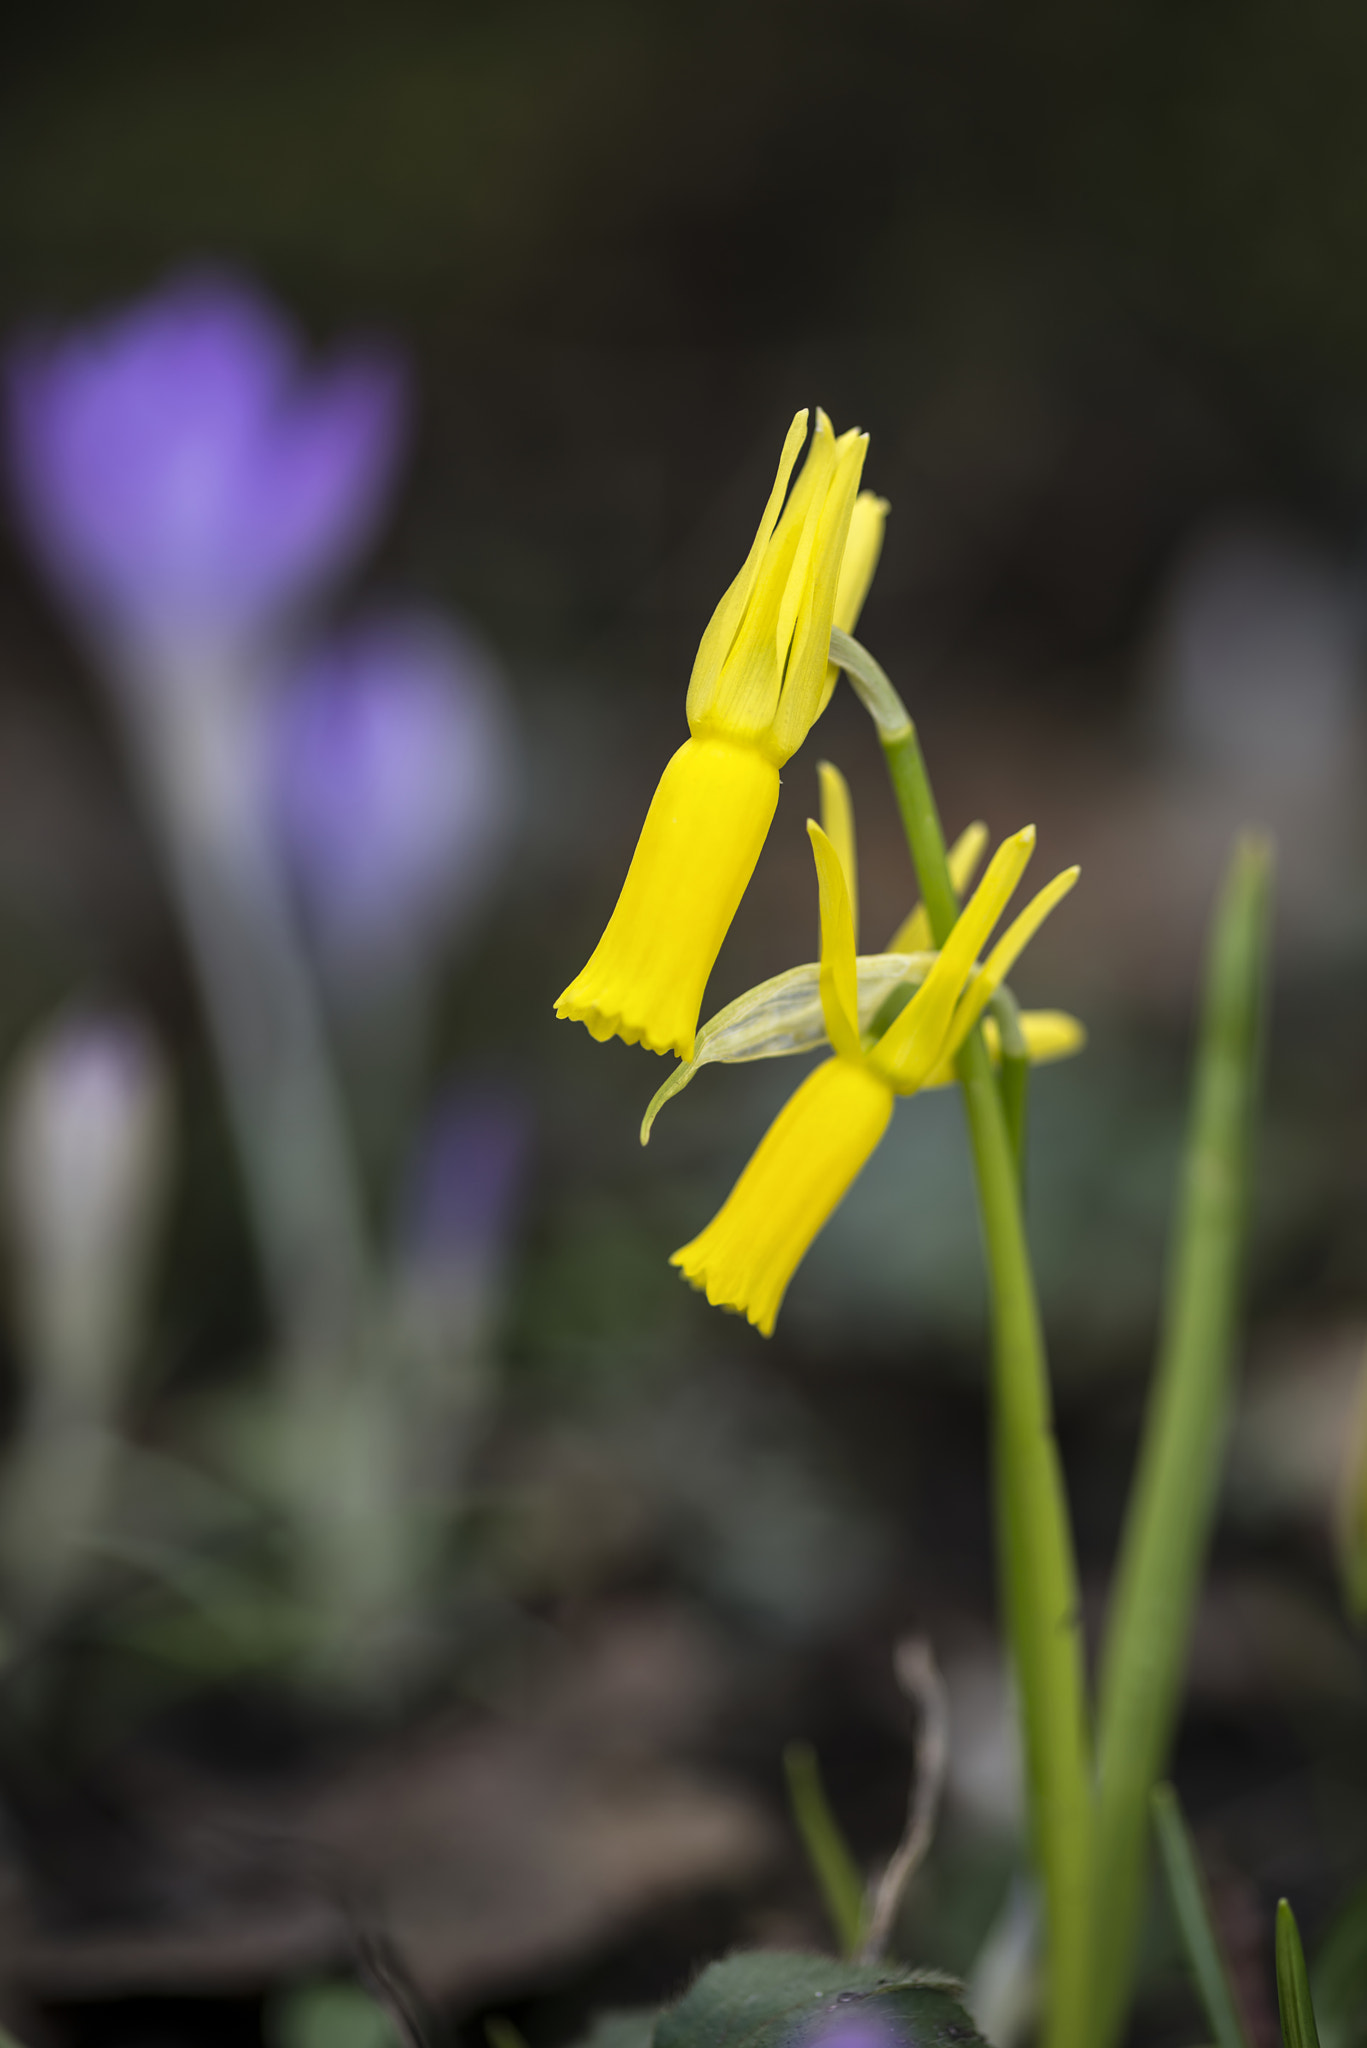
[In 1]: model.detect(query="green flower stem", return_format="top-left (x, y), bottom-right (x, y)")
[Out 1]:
top-left (1091, 837), bottom-right (1273, 2048)
top-left (874, 703), bottom-right (1092, 2048)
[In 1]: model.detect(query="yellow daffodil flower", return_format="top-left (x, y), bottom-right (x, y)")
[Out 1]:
top-left (667, 767), bottom-right (1083, 1335)
top-left (555, 409), bottom-right (885, 1060)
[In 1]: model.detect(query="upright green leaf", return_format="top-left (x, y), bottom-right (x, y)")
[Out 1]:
top-left (784, 1740), bottom-right (868, 1958)
top-left (1151, 1783), bottom-right (1251, 2048)
top-left (1279, 1902), bottom-right (1324, 2048)
top-left (1092, 836), bottom-right (1274, 2048)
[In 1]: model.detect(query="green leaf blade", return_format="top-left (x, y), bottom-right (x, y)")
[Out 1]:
top-left (1092, 834), bottom-right (1274, 2048)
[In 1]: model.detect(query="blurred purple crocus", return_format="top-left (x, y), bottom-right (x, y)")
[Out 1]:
top-left (5, 269), bottom-right (406, 655)
top-left (271, 610), bottom-right (515, 973)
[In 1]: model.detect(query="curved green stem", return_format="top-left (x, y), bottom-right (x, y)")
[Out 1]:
top-left (843, 647), bottom-right (1091, 2048)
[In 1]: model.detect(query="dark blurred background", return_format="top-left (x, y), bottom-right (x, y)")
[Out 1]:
top-left (3, 5), bottom-right (1367, 2047)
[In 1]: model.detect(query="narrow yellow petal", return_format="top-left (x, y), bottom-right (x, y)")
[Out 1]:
top-left (816, 760), bottom-right (858, 946)
top-left (817, 487), bottom-right (889, 719)
top-left (939, 866), bottom-right (1081, 1063)
top-left (886, 821), bottom-right (988, 952)
top-left (870, 827), bottom-right (1036, 1091)
top-left (807, 820), bottom-right (861, 1059)
top-left (555, 735), bottom-right (780, 1059)
top-left (686, 410), bottom-right (809, 730)
top-left (672, 1055), bottom-right (894, 1336)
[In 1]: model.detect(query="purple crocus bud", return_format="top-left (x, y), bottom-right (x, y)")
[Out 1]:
top-left (4, 268), bottom-right (406, 654)
top-left (271, 610), bottom-right (515, 974)
top-left (403, 1083), bottom-right (530, 1278)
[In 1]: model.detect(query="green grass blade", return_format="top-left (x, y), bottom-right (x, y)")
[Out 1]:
top-left (1279, 1901), bottom-right (1324, 2048)
top-left (1151, 1783), bottom-right (1251, 2048)
top-left (784, 1740), bottom-right (867, 1958)
top-left (1092, 835), bottom-right (1273, 2048)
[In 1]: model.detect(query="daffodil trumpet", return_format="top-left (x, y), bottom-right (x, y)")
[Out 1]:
top-left (556, 409), bottom-right (889, 1060)
top-left (670, 766), bottom-right (1082, 1335)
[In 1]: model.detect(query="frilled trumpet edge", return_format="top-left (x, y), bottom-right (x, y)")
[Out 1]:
top-left (555, 733), bottom-right (780, 1060)
top-left (671, 1054), bottom-right (893, 1336)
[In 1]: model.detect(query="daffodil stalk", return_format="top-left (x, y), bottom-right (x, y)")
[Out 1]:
top-left (832, 628), bottom-right (1093, 2048)
top-left (834, 627), bottom-right (1271, 2048)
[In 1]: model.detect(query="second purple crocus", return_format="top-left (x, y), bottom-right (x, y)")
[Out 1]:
top-left (271, 610), bottom-right (516, 977)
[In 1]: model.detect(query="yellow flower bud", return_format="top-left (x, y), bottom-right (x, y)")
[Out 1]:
top-left (557, 409), bottom-right (875, 1059)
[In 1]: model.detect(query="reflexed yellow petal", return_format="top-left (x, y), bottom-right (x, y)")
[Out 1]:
top-left (886, 821), bottom-right (989, 953)
top-left (776, 412), bottom-right (839, 671)
top-left (816, 760), bottom-right (858, 944)
top-left (807, 821), bottom-right (860, 1059)
top-left (687, 411), bottom-right (809, 730)
top-left (702, 415), bottom-right (837, 745)
top-left (939, 866), bottom-right (1081, 1062)
top-left (555, 735), bottom-right (780, 1059)
top-left (672, 1055), bottom-right (894, 1336)
top-left (834, 493), bottom-right (889, 636)
top-left (771, 430), bottom-right (868, 759)
top-left (871, 827), bottom-right (1036, 1092)
top-left (689, 412), bottom-right (870, 760)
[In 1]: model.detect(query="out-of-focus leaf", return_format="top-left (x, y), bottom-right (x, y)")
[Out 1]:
top-left (653, 1951), bottom-right (986, 2048)
top-left (1093, 836), bottom-right (1274, 2048)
